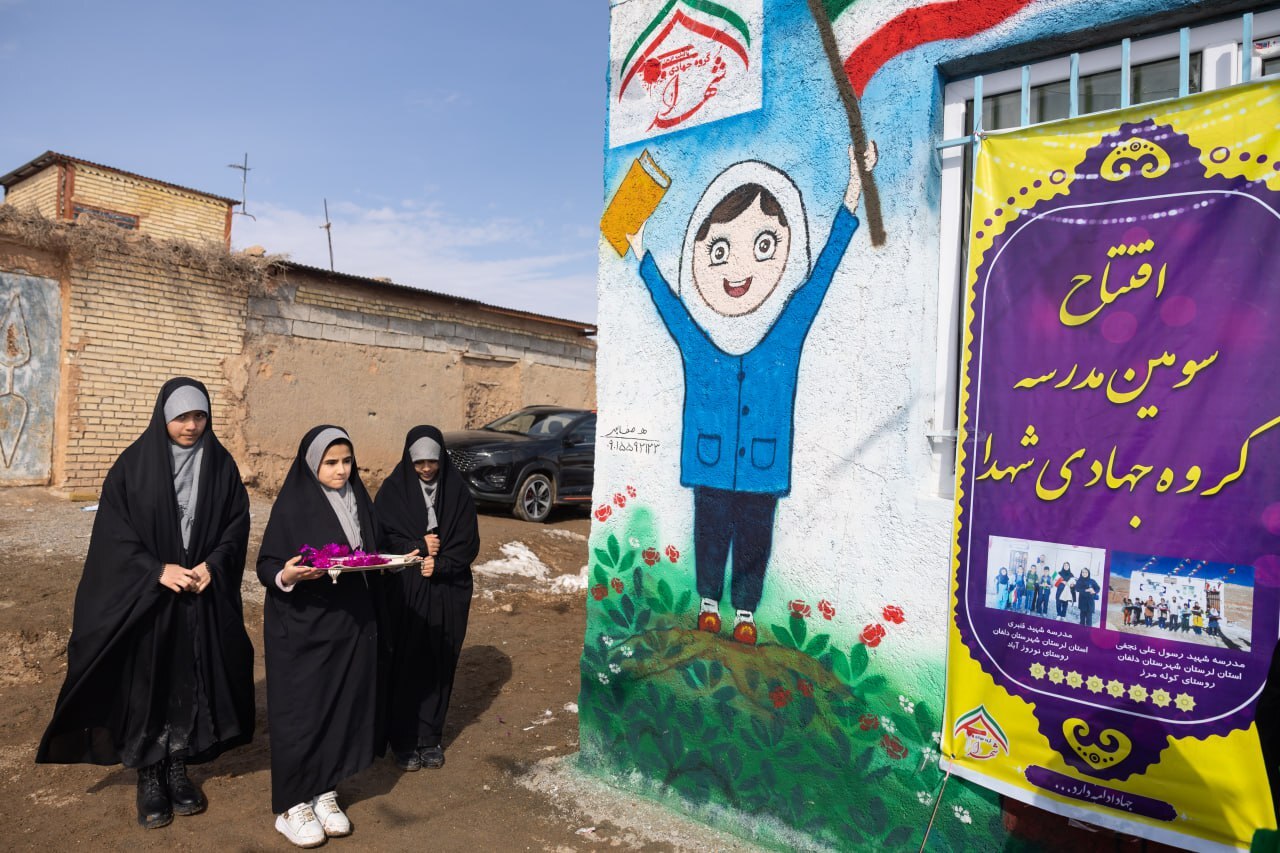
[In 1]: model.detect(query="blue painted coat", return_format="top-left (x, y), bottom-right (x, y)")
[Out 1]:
top-left (638, 207), bottom-right (858, 496)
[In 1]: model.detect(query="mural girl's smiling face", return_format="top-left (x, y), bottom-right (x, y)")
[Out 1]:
top-left (692, 193), bottom-right (791, 317)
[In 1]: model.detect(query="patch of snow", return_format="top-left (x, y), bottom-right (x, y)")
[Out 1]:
top-left (548, 565), bottom-right (588, 595)
top-left (474, 542), bottom-right (552, 581)
top-left (543, 528), bottom-right (586, 542)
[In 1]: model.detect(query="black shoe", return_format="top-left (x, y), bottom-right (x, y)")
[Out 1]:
top-left (395, 750), bottom-right (422, 772)
top-left (418, 746), bottom-right (445, 769)
top-left (136, 762), bottom-right (173, 829)
top-left (167, 756), bottom-right (206, 816)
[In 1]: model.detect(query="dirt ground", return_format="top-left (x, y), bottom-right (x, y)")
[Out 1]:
top-left (0, 486), bottom-right (691, 852)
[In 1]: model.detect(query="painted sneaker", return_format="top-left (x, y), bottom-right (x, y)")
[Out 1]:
top-left (731, 620), bottom-right (758, 645)
top-left (275, 802), bottom-right (326, 848)
top-left (312, 791), bottom-right (352, 837)
top-left (696, 611), bottom-right (722, 634)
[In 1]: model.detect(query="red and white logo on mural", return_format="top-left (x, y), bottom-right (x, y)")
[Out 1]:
top-left (610, 0), bottom-right (762, 148)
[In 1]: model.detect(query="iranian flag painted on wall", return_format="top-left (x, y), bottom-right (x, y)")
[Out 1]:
top-left (825, 0), bottom-right (1037, 95)
top-left (609, 0), bottom-right (764, 147)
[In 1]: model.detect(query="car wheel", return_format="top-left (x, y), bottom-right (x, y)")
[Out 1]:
top-left (514, 473), bottom-right (554, 523)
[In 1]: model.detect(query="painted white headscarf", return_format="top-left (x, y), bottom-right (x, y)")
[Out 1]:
top-left (677, 161), bottom-right (811, 356)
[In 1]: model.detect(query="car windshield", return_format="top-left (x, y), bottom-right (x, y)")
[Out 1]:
top-left (483, 411), bottom-right (577, 437)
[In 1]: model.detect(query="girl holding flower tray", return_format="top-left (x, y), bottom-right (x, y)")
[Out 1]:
top-left (257, 425), bottom-right (409, 847)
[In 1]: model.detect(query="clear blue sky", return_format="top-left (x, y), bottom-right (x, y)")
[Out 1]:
top-left (0, 0), bottom-right (608, 322)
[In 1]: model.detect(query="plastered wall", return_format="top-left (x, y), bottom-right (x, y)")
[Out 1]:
top-left (581, 0), bottom-right (1220, 849)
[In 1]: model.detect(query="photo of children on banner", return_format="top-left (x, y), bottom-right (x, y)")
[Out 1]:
top-left (1106, 553), bottom-right (1255, 651)
top-left (616, 144), bottom-right (876, 644)
top-left (985, 536), bottom-right (1106, 628)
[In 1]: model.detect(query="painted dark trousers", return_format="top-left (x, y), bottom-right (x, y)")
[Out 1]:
top-left (693, 487), bottom-right (779, 613)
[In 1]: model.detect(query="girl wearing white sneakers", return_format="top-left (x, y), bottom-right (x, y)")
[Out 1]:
top-left (256, 426), bottom-right (387, 847)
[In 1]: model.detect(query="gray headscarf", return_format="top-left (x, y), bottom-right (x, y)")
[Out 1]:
top-left (165, 385), bottom-right (210, 550)
top-left (306, 427), bottom-right (363, 549)
top-left (410, 436), bottom-right (441, 532)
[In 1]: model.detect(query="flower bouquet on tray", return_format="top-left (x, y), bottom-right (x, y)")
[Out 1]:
top-left (300, 543), bottom-right (419, 583)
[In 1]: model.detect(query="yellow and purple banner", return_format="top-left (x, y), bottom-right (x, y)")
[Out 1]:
top-left (944, 81), bottom-right (1280, 851)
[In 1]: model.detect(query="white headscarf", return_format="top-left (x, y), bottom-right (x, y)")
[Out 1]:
top-left (677, 161), bottom-right (811, 355)
top-left (306, 427), bottom-right (363, 549)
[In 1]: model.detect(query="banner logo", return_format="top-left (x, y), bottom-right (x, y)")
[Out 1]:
top-left (953, 705), bottom-right (1009, 760)
top-left (1063, 719), bottom-right (1131, 771)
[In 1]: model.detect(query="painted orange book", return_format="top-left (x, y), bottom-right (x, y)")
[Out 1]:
top-left (600, 150), bottom-right (670, 256)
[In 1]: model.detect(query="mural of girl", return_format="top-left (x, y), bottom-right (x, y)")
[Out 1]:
top-left (624, 143), bottom-right (876, 644)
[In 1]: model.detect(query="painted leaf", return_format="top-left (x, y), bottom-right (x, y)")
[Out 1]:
top-left (866, 796), bottom-right (889, 834)
top-left (592, 550), bottom-right (613, 573)
top-left (914, 700), bottom-right (938, 741)
top-left (657, 578), bottom-right (674, 610)
top-left (621, 594), bottom-right (636, 623)
top-left (883, 826), bottom-right (914, 848)
top-left (805, 633), bottom-right (830, 657)
top-left (606, 604), bottom-right (630, 630)
top-left (892, 712), bottom-right (922, 744)
top-left (829, 647), bottom-right (850, 682)
top-left (712, 685), bottom-right (735, 703)
top-left (848, 643), bottom-right (870, 679)
top-left (632, 565), bottom-right (645, 596)
top-left (709, 660), bottom-right (724, 684)
top-left (634, 608), bottom-right (652, 633)
top-left (859, 674), bottom-right (888, 694)
top-left (791, 614), bottom-right (808, 647)
top-left (676, 590), bottom-right (692, 612)
top-left (770, 623), bottom-right (796, 648)
top-left (606, 533), bottom-right (620, 565)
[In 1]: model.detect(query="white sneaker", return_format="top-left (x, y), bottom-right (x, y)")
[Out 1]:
top-left (311, 791), bottom-right (352, 837)
top-left (275, 802), bottom-right (326, 848)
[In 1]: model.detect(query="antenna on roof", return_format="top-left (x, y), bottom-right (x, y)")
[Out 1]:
top-left (321, 198), bottom-right (335, 271)
top-left (227, 153), bottom-right (256, 221)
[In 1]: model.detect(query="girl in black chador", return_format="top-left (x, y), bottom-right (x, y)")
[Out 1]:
top-left (37, 378), bottom-right (254, 829)
top-left (376, 425), bottom-right (480, 771)
top-left (257, 426), bottom-right (404, 848)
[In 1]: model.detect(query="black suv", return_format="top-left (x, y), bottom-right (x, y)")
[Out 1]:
top-left (444, 406), bottom-right (595, 522)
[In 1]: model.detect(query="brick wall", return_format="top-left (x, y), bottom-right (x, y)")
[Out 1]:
top-left (61, 249), bottom-right (250, 490)
top-left (4, 168), bottom-right (60, 219)
top-left (70, 164), bottom-right (229, 246)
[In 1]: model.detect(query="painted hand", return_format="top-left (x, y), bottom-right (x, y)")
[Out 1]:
top-left (624, 222), bottom-right (646, 258)
top-left (845, 141), bottom-right (878, 211)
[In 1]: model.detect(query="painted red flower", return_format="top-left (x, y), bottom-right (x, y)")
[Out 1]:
top-left (789, 599), bottom-right (811, 618)
top-left (796, 678), bottom-right (813, 698)
top-left (626, 485), bottom-right (637, 498)
top-left (590, 584), bottom-right (608, 601)
top-left (881, 734), bottom-right (908, 760)
top-left (769, 687), bottom-right (792, 709)
top-left (665, 545), bottom-right (680, 563)
top-left (859, 713), bottom-right (880, 731)
top-left (861, 623), bottom-right (886, 648)
top-left (611, 577), bottom-right (624, 594)
top-left (641, 57), bottom-right (662, 85)
top-left (613, 492), bottom-right (627, 508)
top-left (594, 504), bottom-right (612, 522)
top-left (882, 604), bottom-right (906, 624)
top-left (642, 547), bottom-right (660, 566)
top-left (818, 599), bottom-right (836, 620)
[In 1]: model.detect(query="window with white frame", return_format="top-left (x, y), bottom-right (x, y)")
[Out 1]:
top-left (928, 8), bottom-right (1280, 499)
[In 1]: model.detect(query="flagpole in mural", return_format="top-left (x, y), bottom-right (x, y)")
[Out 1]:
top-left (804, 0), bottom-right (885, 247)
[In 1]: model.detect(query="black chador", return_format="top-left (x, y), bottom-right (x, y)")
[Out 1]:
top-left (37, 378), bottom-right (254, 822)
top-left (376, 425), bottom-right (480, 763)
top-left (256, 426), bottom-right (386, 814)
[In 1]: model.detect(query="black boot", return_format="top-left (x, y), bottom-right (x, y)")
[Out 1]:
top-left (136, 761), bottom-right (173, 829)
top-left (167, 756), bottom-right (206, 816)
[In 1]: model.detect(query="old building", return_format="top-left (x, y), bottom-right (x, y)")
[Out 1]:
top-left (0, 155), bottom-right (595, 492)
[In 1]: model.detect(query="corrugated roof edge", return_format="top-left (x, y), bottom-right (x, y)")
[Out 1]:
top-left (272, 260), bottom-right (598, 336)
top-left (0, 151), bottom-right (241, 206)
